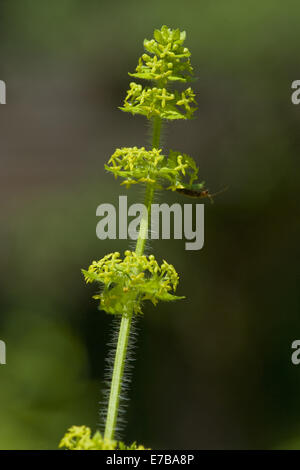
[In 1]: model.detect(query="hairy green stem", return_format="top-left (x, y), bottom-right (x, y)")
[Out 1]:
top-left (104, 314), bottom-right (132, 440)
top-left (104, 117), bottom-right (162, 441)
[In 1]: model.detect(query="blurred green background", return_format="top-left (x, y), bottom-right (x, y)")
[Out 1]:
top-left (0, 0), bottom-right (300, 449)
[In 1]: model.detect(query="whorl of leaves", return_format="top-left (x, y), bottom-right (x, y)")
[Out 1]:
top-left (105, 147), bottom-right (202, 190)
top-left (82, 251), bottom-right (184, 315)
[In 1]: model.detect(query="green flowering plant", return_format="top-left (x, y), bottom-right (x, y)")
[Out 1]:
top-left (60, 25), bottom-right (205, 451)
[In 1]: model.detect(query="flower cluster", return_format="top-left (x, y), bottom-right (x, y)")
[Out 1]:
top-left (120, 25), bottom-right (197, 121)
top-left (105, 146), bottom-right (202, 191)
top-left (82, 251), bottom-right (184, 315)
top-left (59, 426), bottom-right (148, 450)
top-left (130, 25), bottom-right (193, 83)
top-left (105, 146), bottom-right (164, 187)
top-left (120, 83), bottom-right (196, 120)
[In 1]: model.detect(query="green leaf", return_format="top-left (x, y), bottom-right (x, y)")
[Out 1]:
top-left (154, 29), bottom-right (163, 42)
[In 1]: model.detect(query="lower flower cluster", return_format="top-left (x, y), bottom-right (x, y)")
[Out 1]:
top-left (59, 426), bottom-right (148, 450)
top-left (82, 251), bottom-right (184, 315)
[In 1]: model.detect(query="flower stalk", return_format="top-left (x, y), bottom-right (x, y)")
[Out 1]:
top-left (60, 25), bottom-right (206, 450)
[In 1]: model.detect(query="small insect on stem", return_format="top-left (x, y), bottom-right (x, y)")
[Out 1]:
top-left (175, 185), bottom-right (228, 203)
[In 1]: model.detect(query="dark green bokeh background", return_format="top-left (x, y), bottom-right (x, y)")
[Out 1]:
top-left (0, 0), bottom-right (300, 449)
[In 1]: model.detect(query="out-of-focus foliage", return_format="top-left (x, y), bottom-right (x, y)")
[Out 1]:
top-left (0, 312), bottom-right (97, 449)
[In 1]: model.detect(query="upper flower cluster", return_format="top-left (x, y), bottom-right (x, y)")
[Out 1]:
top-left (130, 25), bottom-right (193, 83)
top-left (120, 25), bottom-right (197, 121)
top-left (82, 251), bottom-right (183, 315)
